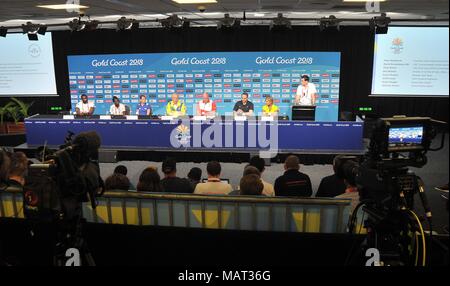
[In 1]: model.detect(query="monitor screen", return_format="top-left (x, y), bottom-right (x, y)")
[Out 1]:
top-left (388, 126), bottom-right (424, 146)
top-left (0, 33), bottom-right (58, 97)
top-left (371, 26), bottom-right (449, 97)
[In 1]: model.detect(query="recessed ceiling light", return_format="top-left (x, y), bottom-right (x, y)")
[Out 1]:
top-left (253, 13), bottom-right (265, 17)
top-left (172, 0), bottom-right (217, 4)
top-left (37, 4), bottom-right (89, 10)
top-left (343, 0), bottom-right (386, 2)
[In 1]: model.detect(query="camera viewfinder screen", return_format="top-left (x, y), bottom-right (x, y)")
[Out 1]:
top-left (388, 126), bottom-right (424, 146)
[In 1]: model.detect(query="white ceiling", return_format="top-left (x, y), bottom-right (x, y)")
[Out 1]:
top-left (0, 0), bottom-right (448, 28)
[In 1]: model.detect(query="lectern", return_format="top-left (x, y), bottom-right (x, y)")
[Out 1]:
top-left (292, 105), bottom-right (316, 121)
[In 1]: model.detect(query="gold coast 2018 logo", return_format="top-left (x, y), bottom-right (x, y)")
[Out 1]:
top-left (175, 124), bottom-right (191, 145)
top-left (391, 37), bottom-right (404, 54)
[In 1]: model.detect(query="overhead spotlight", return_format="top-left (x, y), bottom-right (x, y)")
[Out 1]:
top-left (217, 13), bottom-right (240, 29)
top-left (117, 17), bottom-right (139, 31)
top-left (182, 19), bottom-right (191, 28)
top-left (68, 17), bottom-right (98, 32)
top-left (370, 13), bottom-right (391, 34)
top-left (0, 27), bottom-right (7, 37)
top-left (85, 20), bottom-right (99, 31)
top-left (319, 15), bottom-right (340, 32)
top-left (160, 14), bottom-right (185, 29)
top-left (38, 25), bottom-right (47, 35)
top-left (22, 22), bottom-right (40, 34)
top-left (21, 22), bottom-right (45, 40)
top-left (68, 18), bottom-right (86, 31)
top-left (270, 13), bottom-right (292, 30)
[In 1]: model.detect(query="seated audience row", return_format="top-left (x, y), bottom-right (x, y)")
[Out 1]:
top-left (102, 154), bottom-right (356, 209)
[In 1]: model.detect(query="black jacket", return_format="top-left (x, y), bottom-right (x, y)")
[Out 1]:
top-left (316, 174), bottom-right (347, 198)
top-left (161, 177), bottom-right (193, 194)
top-left (274, 169), bottom-right (312, 197)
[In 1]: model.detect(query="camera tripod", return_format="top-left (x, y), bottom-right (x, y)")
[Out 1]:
top-left (52, 215), bottom-right (96, 266)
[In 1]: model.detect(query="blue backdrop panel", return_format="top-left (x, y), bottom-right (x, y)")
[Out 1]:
top-left (68, 52), bottom-right (341, 121)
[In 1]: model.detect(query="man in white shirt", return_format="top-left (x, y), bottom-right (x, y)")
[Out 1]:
top-left (75, 94), bottom-right (95, 116)
top-left (109, 96), bottom-right (126, 115)
top-left (194, 161), bottom-right (232, 195)
top-left (196, 92), bottom-right (217, 117)
top-left (295, 75), bottom-right (317, 106)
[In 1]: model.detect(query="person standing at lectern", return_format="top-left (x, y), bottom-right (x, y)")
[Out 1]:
top-left (75, 94), bottom-right (95, 116)
top-left (294, 75), bottom-right (317, 106)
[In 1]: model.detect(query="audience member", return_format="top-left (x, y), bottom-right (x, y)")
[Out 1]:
top-left (0, 149), bottom-right (11, 184)
top-left (274, 155), bottom-right (312, 197)
top-left (316, 155), bottom-right (347, 197)
top-left (194, 161), bottom-right (232, 195)
top-left (7, 152), bottom-right (28, 189)
top-left (187, 167), bottom-right (202, 190)
top-left (335, 160), bottom-right (360, 212)
top-left (249, 156), bottom-right (275, 196)
top-left (114, 165), bottom-right (135, 189)
top-left (161, 158), bottom-right (193, 193)
top-left (240, 174), bottom-right (264, 196)
top-left (105, 173), bottom-right (130, 192)
top-left (137, 167), bottom-right (163, 193)
top-left (230, 166), bottom-right (261, 195)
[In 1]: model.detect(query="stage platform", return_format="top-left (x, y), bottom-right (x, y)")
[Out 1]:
top-left (25, 114), bottom-right (364, 149)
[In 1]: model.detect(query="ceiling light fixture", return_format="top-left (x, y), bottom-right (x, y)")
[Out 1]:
top-left (270, 13), bottom-right (292, 30)
top-left (37, 4), bottom-right (89, 10)
top-left (117, 17), bottom-right (139, 31)
top-left (0, 27), bottom-right (8, 37)
top-left (370, 12), bottom-right (391, 34)
top-left (319, 15), bottom-right (341, 32)
top-left (21, 22), bottom-right (47, 40)
top-left (160, 14), bottom-right (186, 29)
top-left (217, 13), bottom-right (240, 29)
top-left (172, 0), bottom-right (217, 4)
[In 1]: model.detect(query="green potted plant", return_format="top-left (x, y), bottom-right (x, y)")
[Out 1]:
top-left (0, 102), bottom-right (15, 134)
top-left (0, 98), bottom-right (34, 134)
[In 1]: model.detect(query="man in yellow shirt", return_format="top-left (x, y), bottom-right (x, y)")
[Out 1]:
top-left (262, 96), bottom-right (279, 116)
top-left (166, 93), bottom-right (187, 117)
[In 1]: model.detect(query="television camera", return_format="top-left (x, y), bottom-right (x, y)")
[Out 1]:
top-left (22, 131), bottom-right (104, 265)
top-left (344, 116), bottom-right (446, 266)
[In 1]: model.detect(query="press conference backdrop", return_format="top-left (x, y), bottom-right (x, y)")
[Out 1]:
top-left (0, 33), bottom-right (57, 97)
top-left (68, 52), bottom-right (341, 121)
top-left (371, 26), bottom-right (449, 97)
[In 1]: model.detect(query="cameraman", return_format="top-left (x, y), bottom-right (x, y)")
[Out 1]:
top-left (335, 160), bottom-right (360, 213)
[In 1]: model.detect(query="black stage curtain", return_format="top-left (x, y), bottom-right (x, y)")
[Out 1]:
top-left (1, 26), bottom-right (448, 122)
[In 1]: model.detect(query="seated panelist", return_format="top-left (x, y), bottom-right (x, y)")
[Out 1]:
top-left (166, 93), bottom-right (187, 117)
top-left (136, 95), bottom-right (152, 116)
top-left (233, 92), bottom-right (254, 116)
top-left (75, 94), bottom-right (95, 116)
top-left (109, 96), bottom-right (126, 115)
top-left (262, 96), bottom-right (279, 116)
top-left (196, 92), bottom-right (217, 117)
